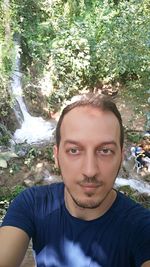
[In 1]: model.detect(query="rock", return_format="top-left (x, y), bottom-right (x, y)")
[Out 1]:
top-left (33, 172), bottom-right (47, 184)
top-left (122, 158), bottom-right (134, 173)
top-left (23, 179), bottom-right (35, 187)
top-left (36, 162), bottom-right (44, 169)
top-left (43, 174), bottom-right (62, 185)
top-left (140, 168), bottom-right (150, 177)
top-left (148, 97), bottom-right (150, 104)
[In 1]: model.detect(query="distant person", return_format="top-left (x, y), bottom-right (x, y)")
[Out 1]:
top-left (0, 94), bottom-right (150, 267)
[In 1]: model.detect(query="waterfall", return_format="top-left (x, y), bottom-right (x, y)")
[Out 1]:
top-left (115, 177), bottom-right (150, 196)
top-left (11, 35), bottom-right (28, 124)
top-left (11, 35), bottom-right (56, 144)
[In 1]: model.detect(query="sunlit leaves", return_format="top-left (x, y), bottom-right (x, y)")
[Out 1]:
top-left (0, 0), bottom-right (150, 113)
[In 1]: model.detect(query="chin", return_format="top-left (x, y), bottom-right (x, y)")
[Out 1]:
top-left (73, 196), bottom-right (104, 209)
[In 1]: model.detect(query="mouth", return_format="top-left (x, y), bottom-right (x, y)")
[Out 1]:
top-left (79, 183), bottom-right (102, 193)
top-left (81, 183), bottom-right (99, 188)
top-left (79, 180), bottom-right (103, 187)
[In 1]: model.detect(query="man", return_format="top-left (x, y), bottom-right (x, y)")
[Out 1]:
top-left (0, 94), bottom-right (150, 267)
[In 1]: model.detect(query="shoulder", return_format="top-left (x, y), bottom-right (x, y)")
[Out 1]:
top-left (1, 182), bottom-right (64, 237)
top-left (23, 182), bottom-right (64, 198)
top-left (18, 182), bottom-right (64, 211)
top-left (2, 182), bottom-right (64, 223)
top-left (117, 191), bottom-right (150, 214)
top-left (116, 191), bottom-right (150, 230)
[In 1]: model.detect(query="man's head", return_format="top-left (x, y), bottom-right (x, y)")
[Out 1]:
top-left (54, 93), bottom-right (124, 219)
top-left (55, 94), bottom-right (124, 150)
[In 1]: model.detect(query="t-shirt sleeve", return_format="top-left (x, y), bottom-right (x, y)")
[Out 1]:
top-left (132, 209), bottom-right (150, 267)
top-left (1, 187), bottom-right (36, 239)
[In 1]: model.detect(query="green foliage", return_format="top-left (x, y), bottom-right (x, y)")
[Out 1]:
top-left (0, 83), bottom-right (12, 126)
top-left (127, 132), bottom-right (143, 143)
top-left (9, 185), bottom-right (25, 200)
top-left (9, 162), bottom-right (21, 174)
top-left (47, 0), bottom-right (150, 108)
top-left (0, 123), bottom-right (12, 146)
top-left (0, 0), bottom-right (150, 117)
top-left (0, 64), bottom-right (11, 126)
top-left (11, 0), bottom-right (55, 68)
top-left (0, 2), bottom-right (14, 125)
top-left (48, 90), bottom-right (66, 111)
top-left (118, 185), bottom-right (150, 209)
top-left (0, 134), bottom-right (10, 146)
top-left (0, 185), bottom-right (25, 202)
top-left (46, 146), bottom-right (55, 163)
top-left (24, 147), bottom-right (39, 168)
top-left (48, 26), bottom-right (91, 108)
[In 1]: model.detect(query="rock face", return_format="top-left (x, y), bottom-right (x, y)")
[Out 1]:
top-left (23, 161), bottom-right (62, 187)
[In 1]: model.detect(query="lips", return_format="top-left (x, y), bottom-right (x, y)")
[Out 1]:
top-left (79, 183), bottom-right (103, 194)
top-left (81, 183), bottom-right (99, 188)
top-left (78, 184), bottom-right (101, 196)
top-left (79, 180), bottom-right (103, 187)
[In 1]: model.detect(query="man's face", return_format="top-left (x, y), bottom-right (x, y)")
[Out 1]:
top-left (54, 106), bottom-right (123, 216)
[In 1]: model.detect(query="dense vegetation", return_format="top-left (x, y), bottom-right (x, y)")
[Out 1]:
top-left (0, 0), bottom-right (150, 124)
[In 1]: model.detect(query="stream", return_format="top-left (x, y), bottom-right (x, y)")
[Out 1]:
top-left (11, 35), bottom-right (55, 145)
top-left (115, 177), bottom-right (150, 196)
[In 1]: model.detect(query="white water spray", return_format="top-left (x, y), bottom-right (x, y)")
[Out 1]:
top-left (11, 36), bottom-right (55, 144)
top-left (115, 177), bottom-right (150, 196)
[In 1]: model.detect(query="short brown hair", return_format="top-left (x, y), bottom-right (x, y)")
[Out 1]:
top-left (55, 94), bottom-right (124, 149)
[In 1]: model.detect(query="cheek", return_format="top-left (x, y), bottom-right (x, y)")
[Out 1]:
top-left (99, 157), bottom-right (121, 175)
top-left (61, 163), bottom-right (80, 177)
top-left (58, 157), bottom-right (83, 185)
top-left (59, 155), bottom-right (78, 174)
top-left (59, 152), bottom-right (81, 167)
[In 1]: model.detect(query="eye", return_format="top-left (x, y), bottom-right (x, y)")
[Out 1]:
top-left (97, 148), bottom-right (113, 156)
top-left (67, 147), bottom-right (80, 155)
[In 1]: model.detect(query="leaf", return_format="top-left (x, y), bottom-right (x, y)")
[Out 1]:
top-left (0, 158), bottom-right (7, 168)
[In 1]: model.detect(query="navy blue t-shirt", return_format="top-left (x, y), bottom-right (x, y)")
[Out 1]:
top-left (2, 183), bottom-right (150, 267)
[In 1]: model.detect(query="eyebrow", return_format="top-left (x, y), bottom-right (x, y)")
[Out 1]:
top-left (64, 140), bottom-right (118, 147)
top-left (64, 140), bottom-right (82, 146)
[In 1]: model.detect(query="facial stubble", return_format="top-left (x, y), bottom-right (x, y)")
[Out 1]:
top-left (57, 158), bottom-right (122, 210)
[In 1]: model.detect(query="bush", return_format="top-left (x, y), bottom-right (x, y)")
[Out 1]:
top-left (48, 0), bottom-right (150, 108)
top-left (1, 0), bottom-right (149, 115)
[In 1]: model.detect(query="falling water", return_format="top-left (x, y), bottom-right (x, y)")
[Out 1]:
top-left (11, 35), bottom-right (56, 144)
top-left (115, 177), bottom-right (150, 196)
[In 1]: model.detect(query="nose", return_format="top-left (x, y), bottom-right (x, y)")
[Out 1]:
top-left (82, 151), bottom-right (99, 178)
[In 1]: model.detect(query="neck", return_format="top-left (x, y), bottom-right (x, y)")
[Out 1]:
top-left (64, 188), bottom-right (117, 221)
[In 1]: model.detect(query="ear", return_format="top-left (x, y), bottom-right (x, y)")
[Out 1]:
top-left (53, 145), bottom-right (59, 168)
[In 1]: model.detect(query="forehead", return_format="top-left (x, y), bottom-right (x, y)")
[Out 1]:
top-left (60, 106), bottom-right (120, 144)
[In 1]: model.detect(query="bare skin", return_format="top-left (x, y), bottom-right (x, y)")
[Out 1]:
top-left (54, 106), bottom-right (124, 220)
top-left (0, 226), bottom-right (29, 267)
top-left (142, 262), bottom-right (150, 267)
